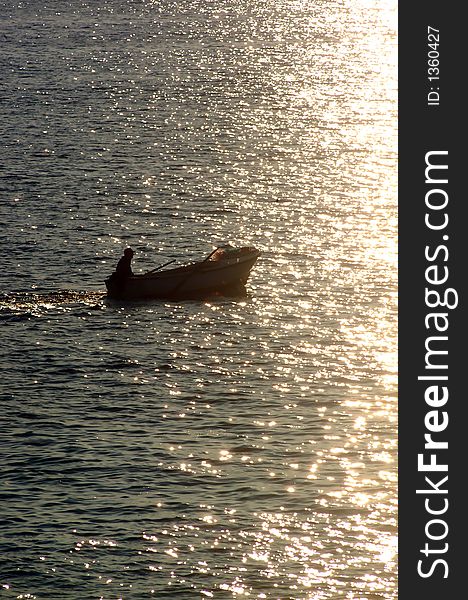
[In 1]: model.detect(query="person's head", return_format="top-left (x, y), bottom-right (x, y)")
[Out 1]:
top-left (124, 247), bottom-right (134, 258)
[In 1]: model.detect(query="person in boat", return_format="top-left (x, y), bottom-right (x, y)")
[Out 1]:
top-left (113, 248), bottom-right (134, 281)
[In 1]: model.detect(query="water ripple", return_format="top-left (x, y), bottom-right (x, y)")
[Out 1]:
top-left (1, 0), bottom-right (396, 598)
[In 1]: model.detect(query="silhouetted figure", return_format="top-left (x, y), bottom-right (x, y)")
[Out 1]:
top-left (115, 247), bottom-right (134, 279)
top-left (107, 247), bottom-right (134, 297)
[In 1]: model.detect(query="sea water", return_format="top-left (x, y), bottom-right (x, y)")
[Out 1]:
top-left (0, 1), bottom-right (397, 598)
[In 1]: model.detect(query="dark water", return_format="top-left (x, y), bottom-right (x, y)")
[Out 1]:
top-left (0, 1), bottom-right (397, 598)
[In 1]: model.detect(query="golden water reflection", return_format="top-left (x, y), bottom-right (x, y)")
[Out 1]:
top-left (2, 0), bottom-right (397, 596)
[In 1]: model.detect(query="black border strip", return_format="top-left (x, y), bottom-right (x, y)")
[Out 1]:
top-left (399, 3), bottom-right (464, 597)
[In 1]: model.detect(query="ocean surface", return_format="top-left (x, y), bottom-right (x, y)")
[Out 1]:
top-left (0, 1), bottom-right (397, 598)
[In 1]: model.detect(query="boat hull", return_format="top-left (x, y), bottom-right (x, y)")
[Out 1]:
top-left (105, 248), bottom-right (260, 300)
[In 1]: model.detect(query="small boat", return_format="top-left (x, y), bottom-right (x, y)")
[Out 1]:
top-left (105, 246), bottom-right (260, 300)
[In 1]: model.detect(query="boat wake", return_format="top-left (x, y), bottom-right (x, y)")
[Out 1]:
top-left (0, 290), bottom-right (106, 320)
